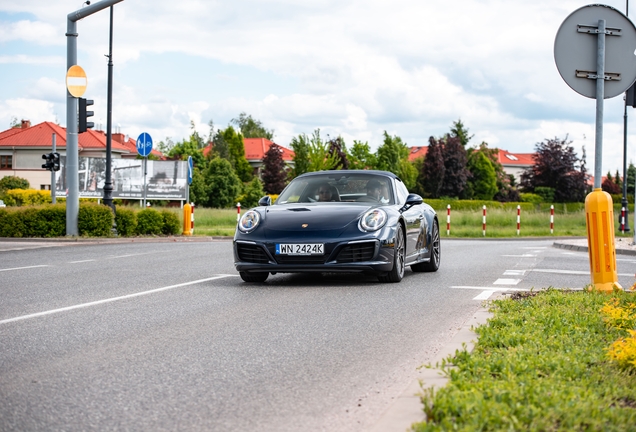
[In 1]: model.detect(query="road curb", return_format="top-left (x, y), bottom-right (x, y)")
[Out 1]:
top-left (371, 301), bottom-right (494, 431)
top-left (553, 241), bottom-right (636, 256)
top-left (0, 236), bottom-right (232, 244)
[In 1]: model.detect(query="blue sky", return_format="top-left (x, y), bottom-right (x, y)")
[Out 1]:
top-left (1, 0), bottom-right (635, 174)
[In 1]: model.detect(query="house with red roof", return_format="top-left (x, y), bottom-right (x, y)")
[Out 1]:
top-left (203, 137), bottom-right (294, 177)
top-left (407, 145), bottom-right (534, 183)
top-left (0, 120), bottom-right (162, 190)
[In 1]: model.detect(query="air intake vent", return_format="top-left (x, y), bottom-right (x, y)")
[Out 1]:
top-left (336, 242), bottom-right (376, 263)
top-left (237, 243), bottom-right (270, 263)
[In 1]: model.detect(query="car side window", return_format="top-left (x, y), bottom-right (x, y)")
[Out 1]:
top-left (395, 181), bottom-right (409, 205)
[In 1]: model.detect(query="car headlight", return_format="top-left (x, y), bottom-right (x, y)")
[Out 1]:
top-left (238, 210), bottom-right (260, 233)
top-left (359, 209), bottom-right (387, 232)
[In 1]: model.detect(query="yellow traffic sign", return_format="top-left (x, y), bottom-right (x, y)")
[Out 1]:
top-left (66, 65), bottom-right (87, 98)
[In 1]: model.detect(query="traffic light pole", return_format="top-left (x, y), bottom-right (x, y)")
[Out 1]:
top-left (66, 0), bottom-right (123, 236)
top-left (51, 133), bottom-right (56, 204)
top-left (104, 5), bottom-right (115, 214)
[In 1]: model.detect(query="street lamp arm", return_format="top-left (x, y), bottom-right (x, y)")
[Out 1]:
top-left (68, 0), bottom-right (124, 23)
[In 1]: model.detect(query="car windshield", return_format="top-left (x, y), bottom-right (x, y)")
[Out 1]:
top-left (276, 174), bottom-right (394, 205)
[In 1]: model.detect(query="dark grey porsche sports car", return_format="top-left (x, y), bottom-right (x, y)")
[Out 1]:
top-left (233, 170), bottom-right (440, 283)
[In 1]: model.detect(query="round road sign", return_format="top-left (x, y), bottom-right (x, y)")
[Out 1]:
top-left (136, 132), bottom-right (153, 157)
top-left (66, 65), bottom-right (88, 98)
top-left (554, 4), bottom-right (636, 99)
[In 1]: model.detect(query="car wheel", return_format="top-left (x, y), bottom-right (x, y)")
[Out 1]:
top-left (239, 271), bottom-right (269, 283)
top-left (411, 219), bottom-right (440, 272)
top-left (379, 227), bottom-right (405, 283)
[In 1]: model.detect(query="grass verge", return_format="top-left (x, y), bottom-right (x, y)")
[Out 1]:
top-left (414, 289), bottom-right (636, 431)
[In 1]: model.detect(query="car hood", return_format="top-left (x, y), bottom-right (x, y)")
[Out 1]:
top-left (262, 204), bottom-right (372, 233)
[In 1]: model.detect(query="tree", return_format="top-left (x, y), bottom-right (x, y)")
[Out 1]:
top-left (209, 129), bottom-right (230, 161)
top-left (602, 171), bottom-right (621, 195)
top-left (261, 143), bottom-right (287, 194)
top-left (450, 119), bottom-right (474, 147)
top-left (289, 134), bottom-right (310, 178)
top-left (440, 136), bottom-right (470, 198)
top-left (420, 136), bottom-right (445, 198)
top-left (237, 177), bottom-right (265, 209)
top-left (203, 158), bottom-right (242, 208)
top-left (188, 167), bottom-right (207, 206)
top-left (470, 142), bottom-right (519, 202)
top-left (520, 137), bottom-right (587, 202)
top-left (223, 126), bottom-right (252, 182)
top-left (306, 129), bottom-right (339, 172)
top-left (466, 150), bottom-right (498, 200)
top-left (375, 131), bottom-right (417, 189)
top-left (347, 140), bottom-right (376, 170)
top-left (157, 137), bottom-right (175, 155)
top-left (167, 134), bottom-right (206, 168)
top-left (627, 162), bottom-right (636, 198)
top-left (189, 120), bottom-right (205, 149)
top-left (327, 136), bottom-right (349, 170)
top-left (231, 112), bottom-right (274, 139)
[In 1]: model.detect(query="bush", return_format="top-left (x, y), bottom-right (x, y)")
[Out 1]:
top-left (135, 208), bottom-right (164, 235)
top-left (115, 207), bottom-right (137, 237)
top-left (3, 189), bottom-right (52, 206)
top-left (78, 204), bottom-right (114, 237)
top-left (520, 193), bottom-right (543, 204)
top-left (0, 204), bottom-right (66, 237)
top-left (0, 176), bottom-right (30, 192)
top-left (161, 209), bottom-right (181, 235)
top-left (534, 186), bottom-right (555, 203)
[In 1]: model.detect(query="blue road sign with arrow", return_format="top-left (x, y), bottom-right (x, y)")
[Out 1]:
top-left (136, 132), bottom-right (153, 157)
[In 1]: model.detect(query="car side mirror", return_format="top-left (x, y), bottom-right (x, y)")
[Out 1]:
top-left (258, 196), bottom-right (272, 207)
top-left (400, 193), bottom-right (423, 212)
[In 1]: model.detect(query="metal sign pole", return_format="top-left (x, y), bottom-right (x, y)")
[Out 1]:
top-left (594, 19), bottom-right (606, 189)
top-left (143, 156), bottom-right (147, 208)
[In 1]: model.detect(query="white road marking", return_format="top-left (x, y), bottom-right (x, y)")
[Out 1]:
top-left (451, 286), bottom-right (529, 291)
top-left (0, 265), bottom-right (48, 272)
top-left (504, 270), bottom-right (526, 276)
top-left (502, 254), bottom-right (537, 257)
top-left (521, 247), bottom-right (547, 249)
top-left (473, 290), bottom-right (496, 300)
top-left (69, 259), bottom-right (96, 264)
top-left (494, 278), bottom-right (521, 285)
top-left (0, 275), bottom-right (238, 325)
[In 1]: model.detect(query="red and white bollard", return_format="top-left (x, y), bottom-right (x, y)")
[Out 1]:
top-left (516, 205), bottom-right (521, 236)
top-left (190, 203), bottom-right (195, 234)
top-left (550, 205), bottom-right (554, 234)
top-left (446, 204), bottom-right (451, 236)
top-left (237, 202), bottom-right (241, 223)
top-left (621, 207), bottom-right (626, 234)
top-left (482, 205), bottom-right (487, 237)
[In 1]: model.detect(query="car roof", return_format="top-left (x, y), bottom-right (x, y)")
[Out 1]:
top-left (296, 170), bottom-right (399, 180)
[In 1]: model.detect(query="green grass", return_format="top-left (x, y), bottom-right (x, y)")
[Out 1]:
top-left (414, 289), bottom-right (636, 431)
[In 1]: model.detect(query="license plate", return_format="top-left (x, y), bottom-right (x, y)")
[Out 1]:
top-left (276, 243), bottom-right (324, 255)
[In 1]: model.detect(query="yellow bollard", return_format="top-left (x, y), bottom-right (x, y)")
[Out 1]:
top-left (585, 188), bottom-right (621, 292)
top-left (183, 203), bottom-right (192, 236)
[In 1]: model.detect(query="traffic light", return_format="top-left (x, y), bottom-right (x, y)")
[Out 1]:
top-left (52, 152), bottom-right (60, 171)
top-left (78, 97), bottom-right (94, 133)
top-left (42, 153), bottom-right (54, 171)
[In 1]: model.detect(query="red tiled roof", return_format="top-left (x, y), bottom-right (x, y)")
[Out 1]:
top-left (0, 121), bottom-right (163, 157)
top-left (497, 149), bottom-right (534, 166)
top-left (408, 146), bottom-right (428, 161)
top-left (203, 138), bottom-right (294, 161)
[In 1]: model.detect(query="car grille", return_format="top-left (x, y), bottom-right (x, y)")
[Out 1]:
top-left (336, 242), bottom-right (376, 263)
top-left (275, 255), bottom-right (326, 265)
top-left (236, 243), bottom-right (270, 263)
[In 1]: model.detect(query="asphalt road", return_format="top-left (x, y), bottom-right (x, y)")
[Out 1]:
top-left (1, 238), bottom-right (634, 431)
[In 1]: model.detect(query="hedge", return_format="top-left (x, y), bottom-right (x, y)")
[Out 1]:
top-left (425, 199), bottom-right (586, 214)
top-left (0, 204), bottom-right (184, 237)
